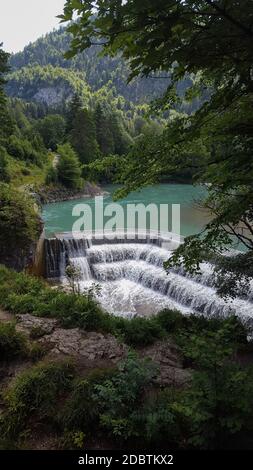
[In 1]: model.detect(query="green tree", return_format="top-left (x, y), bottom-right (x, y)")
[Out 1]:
top-left (0, 183), bottom-right (41, 268)
top-left (0, 146), bottom-right (10, 182)
top-left (60, 0), bottom-right (253, 296)
top-left (57, 143), bottom-right (83, 189)
top-left (69, 108), bottom-right (99, 163)
top-left (36, 114), bottom-right (66, 150)
top-left (66, 93), bottom-right (83, 133)
top-left (95, 103), bottom-right (115, 155)
top-left (0, 45), bottom-right (13, 145)
top-left (176, 320), bottom-right (253, 449)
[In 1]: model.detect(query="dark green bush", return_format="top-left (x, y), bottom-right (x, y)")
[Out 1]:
top-left (114, 316), bottom-right (164, 346)
top-left (59, 368), bottom-right (115, 432)
top-left (59, 354), bottom-right (158, 442)
top-left (0, 146), bottom-right (10, 182)
top-left (45, 166), bottom-right (58, 185)
top-left (0, 322), bottom-right (27, 361)
top-left (57, 143), bottom-right (83, 189)
top-left (155, 309), bottom-right (186, 333)
top-left (7, 135), bottom-right (44, 166)
top-left (0, 185), bottom-right (41, 263)
top-left (3, 360), bottom-right (75, 438)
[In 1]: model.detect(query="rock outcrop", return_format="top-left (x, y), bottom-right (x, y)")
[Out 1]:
top-left (37, 182), bottom-right (107, 204)
top-left (15, 314), bottom-right (191, 386)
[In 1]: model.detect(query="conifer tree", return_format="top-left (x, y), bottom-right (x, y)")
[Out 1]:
top-left (57, 143), bottom-right (83, 189)
top-left (69, 108), bottom-right (99, 163)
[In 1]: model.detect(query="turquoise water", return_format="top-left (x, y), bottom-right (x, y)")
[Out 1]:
top-left (42, 184), bottom-right (209, 237)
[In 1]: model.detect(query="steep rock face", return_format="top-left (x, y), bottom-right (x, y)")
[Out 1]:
top-left (33, 86), bottom-right (73, 106)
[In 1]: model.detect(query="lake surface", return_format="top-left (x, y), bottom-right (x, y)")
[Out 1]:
top-left (43, 183), bottom-right (209, 237)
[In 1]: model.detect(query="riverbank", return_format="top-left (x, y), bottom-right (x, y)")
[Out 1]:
top-left (36, 181), bottom-right (107, 204)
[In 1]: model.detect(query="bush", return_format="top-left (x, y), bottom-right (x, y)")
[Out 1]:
top-left (0, 184), bottom-right (41, 265)
top-left (155, 309), bottom-right (186, 333)
top-left (2, 361), bottom-right (75, 438)
top-left (45, 166), bottom-right (58, 185)
top-left (0, 322), bottom-right (27, 361)
top-left (114, 316), bottom-right (164, 347)
top-left (59, 368), bottom-right (115, 433)
top-left (175, 314), bottom-right (248, 369)
top-left (7, 135), bottom-right (44, 166)
top-left (179, 363), bottom-right (253, 449)
top-left (59, 354), bottom-right (157, 442)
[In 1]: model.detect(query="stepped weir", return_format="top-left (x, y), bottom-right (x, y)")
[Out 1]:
top-left (44, 231), bottom-right (253, 326)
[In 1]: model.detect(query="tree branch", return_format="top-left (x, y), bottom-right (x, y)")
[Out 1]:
top-left (205, 0), bottom-right (253, 37)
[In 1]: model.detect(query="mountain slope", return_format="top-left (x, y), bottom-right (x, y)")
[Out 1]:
top-left (9, 27), bottom-right (170, 104)
top-left (6, 64), bottom-right (92, 107)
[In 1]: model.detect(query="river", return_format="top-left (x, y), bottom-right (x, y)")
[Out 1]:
top-left (43, 183), bottom-right (209, 237)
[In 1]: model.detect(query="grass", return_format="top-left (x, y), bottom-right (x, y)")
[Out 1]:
top-left (7, 152), bottom-right (54, 188)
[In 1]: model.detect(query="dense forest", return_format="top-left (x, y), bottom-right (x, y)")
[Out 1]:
top-left (8, 26), bottom-right (171, 104)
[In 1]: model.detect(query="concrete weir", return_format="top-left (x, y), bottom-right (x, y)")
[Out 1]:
top-left (42, 230), bottom-right (253, 326)
top-left (44, 230), bottom-right (183, 278)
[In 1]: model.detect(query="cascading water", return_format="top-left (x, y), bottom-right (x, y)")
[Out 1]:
top-left (45, 238), bottom-right (253, 324)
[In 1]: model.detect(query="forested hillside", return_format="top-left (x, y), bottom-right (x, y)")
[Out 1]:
top-left (9, 26), bottom-right (170, 104)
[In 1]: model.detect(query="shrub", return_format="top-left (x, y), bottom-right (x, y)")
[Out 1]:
top-left (179, 363), bottom-right (253, 449)
top-left (7, 135), bottom-right (43, 166)
top-left (114, 316), bottom-right (164, 347)
top-left (0, 184), bottom-right (41, 265)
top-left (59, 368), bottom-right (115, 433)
top-left (28, 342), bottom-right (46, 361)
top-left (36, 114), bottom-right (66, 150)
top-left (155, 309), bottom-right (186, 333)
top-left (3, 361), bottom-right (75, 438)
top-left (59, 354), bottom-right (157, 443)
top-left (92, 353), bottom-right (157, 440)
top-left (0, 322), bottom-right (27, 361)
top-left (45, 166), bottom-right (58, 185)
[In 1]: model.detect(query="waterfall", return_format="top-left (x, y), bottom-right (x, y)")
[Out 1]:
top-left (44, 238), bottom-right (91, 278)
top-left (44, 238), bottom-right (253, 324)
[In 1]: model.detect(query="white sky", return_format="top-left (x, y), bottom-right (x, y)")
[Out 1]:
top-left (0, 0), bottom-right (66, 53)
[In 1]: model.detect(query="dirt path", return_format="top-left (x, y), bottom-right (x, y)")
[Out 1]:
top-left (52, 153), bottom-right (60, 169)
